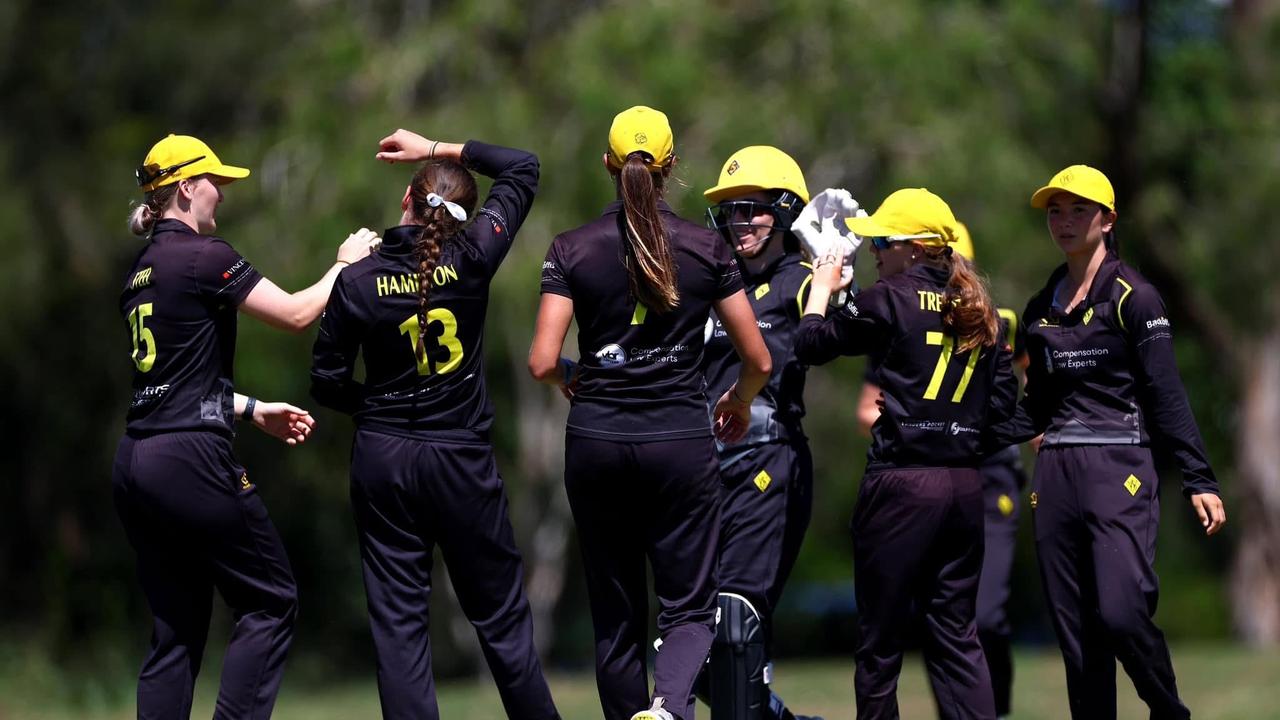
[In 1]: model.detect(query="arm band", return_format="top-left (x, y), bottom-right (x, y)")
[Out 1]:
top-left (241, 397), bottom-right (257, 422)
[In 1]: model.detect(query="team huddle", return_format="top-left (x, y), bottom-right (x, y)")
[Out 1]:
top-left (115, 106), bottom-right (1225, 720)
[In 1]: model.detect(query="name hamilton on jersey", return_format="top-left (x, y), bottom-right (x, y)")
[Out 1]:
top-left (375, 264), bottom-right (460, 297)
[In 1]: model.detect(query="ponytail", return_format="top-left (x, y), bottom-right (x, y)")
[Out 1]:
top-left (930, 247), bottom-right (999, 353)
top-left (619, 153), bottom-right (679, 313)
top-left (127, 184), bottom-right (179, 237)
top-left (406, 160), bottom-right (477, 361)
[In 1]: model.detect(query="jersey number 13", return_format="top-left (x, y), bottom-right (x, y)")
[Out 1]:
top-left (399, 309), bottom-right (464, 376)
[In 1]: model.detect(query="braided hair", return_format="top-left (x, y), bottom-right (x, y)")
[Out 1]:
top-left (406, 161), bottom-right (478, 360)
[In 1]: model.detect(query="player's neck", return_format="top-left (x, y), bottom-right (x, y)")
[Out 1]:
top-left (160, 208), bottom-right (200, 234)
top-left (1062, 242), bottom-right (1108, 306)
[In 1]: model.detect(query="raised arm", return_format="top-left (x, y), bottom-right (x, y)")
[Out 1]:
top-left (795, 247), bottom-right (887, 364)
top-left (377, 129), bottom-right (539, 272)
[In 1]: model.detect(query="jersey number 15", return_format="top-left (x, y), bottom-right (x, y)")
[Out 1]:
top-left (128, 302), bottom-right (157, 373)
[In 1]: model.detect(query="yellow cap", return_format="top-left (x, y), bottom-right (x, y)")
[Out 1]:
top-left (844, 188), bottom-right (958, 246)
top-left (951, 221), bottom-right (975, 261)
top-left (137, 134), bottom-right (250, 192)
top-left (1030, 164), bottom-right (1115, 211)
top-left (607, 106), bottom-right (674, 170)
top-left (703, 146), bottom-right (810, 204)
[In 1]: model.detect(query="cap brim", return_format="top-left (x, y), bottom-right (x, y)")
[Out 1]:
top-left (1029, 184), bottom-right (1061, 209)
top-left (704, 182), bottom-right (766, 203)
top-left (208, 164), bottom-right (251, 183)
top-left (844, 215), bottom-right (899, 237)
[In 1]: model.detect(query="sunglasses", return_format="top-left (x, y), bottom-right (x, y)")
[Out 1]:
top-left (869, 232), bottom-right (941, 250)
top-left (135, 155), bottom-right (206, 188)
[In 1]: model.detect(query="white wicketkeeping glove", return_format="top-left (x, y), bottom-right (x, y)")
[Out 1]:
top-left (791, 188), bottom-right (867, 305)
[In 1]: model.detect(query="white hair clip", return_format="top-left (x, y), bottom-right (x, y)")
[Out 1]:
top-left (427, 192), bottom-right (468, 222)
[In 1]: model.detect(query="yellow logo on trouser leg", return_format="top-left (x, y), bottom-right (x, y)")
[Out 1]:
top-left (240, 473), bottom-right (253, 491)
top-left (998, 494), bottom-right (1014, 517)
top-left (753, 470), bottom-right (772, 492)
top-left (1029, 491), bottom-right (1038, 509)
top-left (1124, 474), bottom-right (1142, 496)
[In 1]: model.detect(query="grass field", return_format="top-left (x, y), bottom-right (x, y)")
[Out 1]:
top-left (3, 645), bottom-right (1277, 719)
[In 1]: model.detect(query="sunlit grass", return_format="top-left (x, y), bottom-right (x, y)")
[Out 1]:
top-left (4, 645), bottom-right (1277, 719)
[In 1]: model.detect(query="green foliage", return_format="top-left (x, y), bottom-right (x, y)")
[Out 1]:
top-left (1, 0), bottom-right (1276, 701)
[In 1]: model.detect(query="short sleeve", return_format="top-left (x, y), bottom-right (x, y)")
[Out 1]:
top-left (194, 239), bottom-right (263, 305)
top-left (540, 236), bottom-right (572, 298)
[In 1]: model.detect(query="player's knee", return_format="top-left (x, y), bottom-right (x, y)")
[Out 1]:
top-left (975, 605), bottom-right (1004, 635)
top-left (714, 592), bottom-right (764, 646)
top-left (1097, 599), bottom-right (1146, 640)
top-left (269, 579), bottom-right (300, 627)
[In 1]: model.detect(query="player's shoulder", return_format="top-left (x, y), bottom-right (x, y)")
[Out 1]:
top-left (1109, 260), bottom-right (1159, 298)
top-left (668, 214), bottom-right (721, 252)
top-left (553, 214), bottom-right (617, 254)
top-left (339, 252), bottom-right (387, 285)
top-left (848, 278), bottom-right (893, 317)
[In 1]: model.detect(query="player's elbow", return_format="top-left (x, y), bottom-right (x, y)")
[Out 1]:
top-left (753, 353), bottom-right (773, 378)
top-left (856, 406), bottom-right (878, 437)
top-left (282, 314), bottom-right (312, 334)
top-left (528, 354), bottom-right (559, 383)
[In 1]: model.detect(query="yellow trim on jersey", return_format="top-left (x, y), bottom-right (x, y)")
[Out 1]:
top-left (796, 267), bottom-right (813, 318)
top-left (997, 308), bottom-right (1019, 354)
top-left (1115, 278), bottom-right (1134, 332)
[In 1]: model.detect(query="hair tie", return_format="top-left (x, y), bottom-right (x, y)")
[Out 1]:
top-left (426, 192), bottom-right (468, 222)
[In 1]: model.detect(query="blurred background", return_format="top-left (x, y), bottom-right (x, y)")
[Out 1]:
top-left (2, 0), bottom-right (1278, 717)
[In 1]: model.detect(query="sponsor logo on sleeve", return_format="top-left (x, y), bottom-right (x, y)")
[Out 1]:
top-left (1146, 316), bottom-right (1170, 330)
top-left (222, 258), bottom-right (248, 280)
top-left (129, 267), bottom-right (154, 289)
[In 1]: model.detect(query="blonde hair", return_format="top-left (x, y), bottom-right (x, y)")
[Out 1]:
top-left (618, 153), bottom-right (679, 312)
top-left (127, 184), bottom-right (180, 236)
top-left (923, 245), bottom-right (999, 353)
